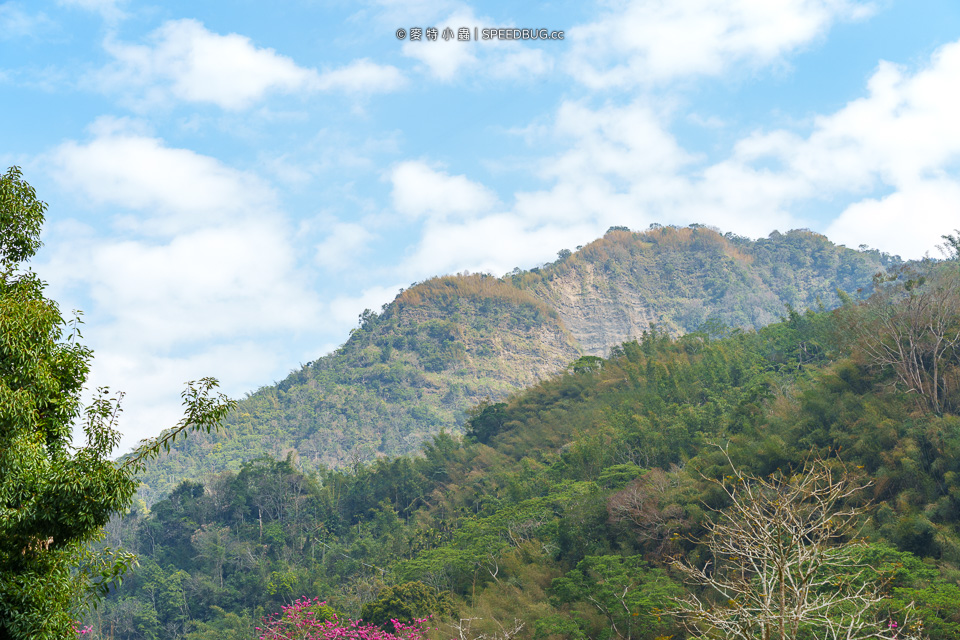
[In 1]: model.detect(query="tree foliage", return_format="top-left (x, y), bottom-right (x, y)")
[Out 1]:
top-left (550, 555), bottom-right (679, 640)
top-left (0, 167), bottom-right (234, 640)
top-left (360, 581), bottom-right (455, 630)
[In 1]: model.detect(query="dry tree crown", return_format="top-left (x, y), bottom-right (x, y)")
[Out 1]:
top-left (670, 450), bottom-right (926, 640)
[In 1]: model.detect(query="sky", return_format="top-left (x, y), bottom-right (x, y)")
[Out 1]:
top-left (2, 0), bottom-right (960, 453)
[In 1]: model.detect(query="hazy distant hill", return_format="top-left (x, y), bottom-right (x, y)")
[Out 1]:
top-left (135, 225), bottom-right (896, 502)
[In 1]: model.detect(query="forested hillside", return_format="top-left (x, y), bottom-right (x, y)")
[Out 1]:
top-left (90, 256), bottom-right (960, 640)
top-left (135, 226), bottom-right (895, 502)
top-left (135, 275), bottom-right (581, 502)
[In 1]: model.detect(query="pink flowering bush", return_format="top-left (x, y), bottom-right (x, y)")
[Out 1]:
top-left (257, 597), bottom-right (429, 640)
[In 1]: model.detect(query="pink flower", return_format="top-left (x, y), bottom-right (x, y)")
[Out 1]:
top-left (258, 597), bottom-right (428, 640)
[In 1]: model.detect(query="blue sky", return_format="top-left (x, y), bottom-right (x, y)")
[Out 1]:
top-left (3, 0), bottom-right (960, 451)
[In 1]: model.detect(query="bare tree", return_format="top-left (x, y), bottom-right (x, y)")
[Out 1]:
top-left (448, 617), bottom-right (524, 640)
top-left (671, 453), bottom-right (926, 640)
top-left (852, 267), bottom-right (960, 415)
top-left (608, 468), bottom-right (688, 557)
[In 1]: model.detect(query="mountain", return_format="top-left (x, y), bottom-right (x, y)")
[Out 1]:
top-left (92, 262), bottom-right (960, 639)
top-left (134, 225), bottom-right (897, 502)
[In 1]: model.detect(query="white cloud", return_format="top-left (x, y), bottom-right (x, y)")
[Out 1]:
top-left (48, 119), bottom-right (275, 234)
top-left (92, 19), bottom-right (406, 110)
top-left (315, 222), bottom-right (376, 270)
top-left (512, 100), bottom-right (708, 230)
top-left (39, 214), bottom-right (326, 452)
top-left (387, 97), bottom-right (793, 279)
top-left (401, 19), bottom-right (478, 81)
top-left (826, 181), bottom-right (960, 258)
top-left (44, 221), bottom-right (322, 348)
top-left (38, 124), bottom-right (329, 450)
top-left (400, 215), bottom-right (600, 278)
top-left (386, 104), bottom-right (695, 276)
top-left (390, 160), bottom-right (499, 219)
top-left (315, 58), bottom-right (407, 93)
top-left (567, 0), bottom-right (875, 88)
top-left (392, 37), bottom-right (960, 276)
top-left (506, 37), bottom-right (960, 250)
top-left (57, 0), bottom-right (126, 22)
top-left (96, 19), bottom-right (315, 109)
top-left (796, 50), bottom-right (960, 188)
top-left (695, 39), bottom-right (960, 253)
top-left (546, 100), bottom-right (694, 182)
top-left (43, 126), bottom-right (322, 348)
top-left (0, 2), bottom-right (53, 38)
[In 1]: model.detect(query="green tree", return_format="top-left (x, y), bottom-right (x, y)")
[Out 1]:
top-left (0, 167), bottom-right (235, 639)
top-left (465, 401), bottom-right (509, 445)
top-left (550, 555), bottom-right (681, 640)
top-left (184, 606), bottom-right (256, 640)
top-left (360, 581), bottom-right (455, 630)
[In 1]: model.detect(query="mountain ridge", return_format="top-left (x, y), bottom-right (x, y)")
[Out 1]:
top-left (134, 224), bottom-right (898, 502)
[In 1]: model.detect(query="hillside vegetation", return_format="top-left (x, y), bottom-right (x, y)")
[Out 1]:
top-left (136, 274), bottom-right (580, 503)
top-left (134, 226), bottom-right (894, 502)
top-left (90, 256), bottom-right (960, 640)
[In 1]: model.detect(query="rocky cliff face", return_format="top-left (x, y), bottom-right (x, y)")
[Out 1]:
top-left (386, 274), bottom-right (582, 385)
top-left (526, 226), bottom-right (891, 355)
top-left (534, 261), bottom-right (659, 356)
